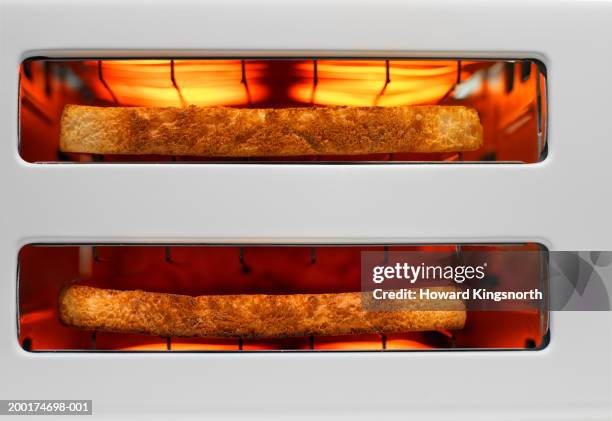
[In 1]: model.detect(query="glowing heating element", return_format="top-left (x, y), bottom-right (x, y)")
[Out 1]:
top-left (291, 60), bottom-right (476, 106)
top-left (18, 244), bottom-right (548, 352)
top-left (18, 58), bottom-right (547, 163)
top-left (88, 60), bottom-right (268, 107)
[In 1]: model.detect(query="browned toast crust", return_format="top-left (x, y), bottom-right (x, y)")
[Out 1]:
top-left (59, 105), bottom-right (483, 157)
top-left (58, 285), bottom-right (466, 339)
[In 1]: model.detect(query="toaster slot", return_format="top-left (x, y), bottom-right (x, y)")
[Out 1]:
top-left (17, 243), bottom-right (548, 352)
top-left (19, 58), bottom-right (546, 164)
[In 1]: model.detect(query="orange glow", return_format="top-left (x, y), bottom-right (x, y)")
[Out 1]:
top-left (386, 339), bottom-right (434, 350)
top-left (19, 58), bottom-right (545, 163)
top-left (90, 60), bottom-right (180, 106)
top-left (171, 338), bottom-right (238, 351)
top-left (80, 60), bottom-right (268, 107)
top-left (315, 335), bottom-right (386, 351)
top-left (290, 60), bottom-right (477, 106)
top-left (386, 333), bottom-right (442, 350)
top-left (174, 60), bottom-right (268, 106)
top-left (94, 332), bottom-right (166, 350)
top-left (19, 309), bottom-right (55, 325)
top-left (242, 338), bottom-right (311, 351)
top-left (18, 244), bottom-right (546, 352)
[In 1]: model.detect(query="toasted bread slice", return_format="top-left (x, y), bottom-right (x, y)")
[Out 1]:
top-left (59, 285), bottom-right (466, 339)
top-left (59, 105), bottom-right (483, 157)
